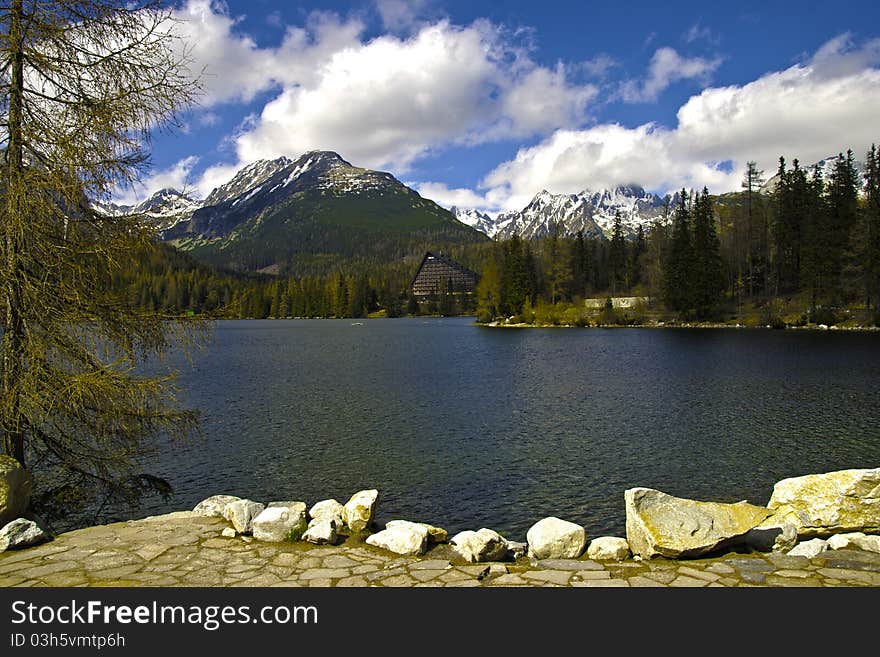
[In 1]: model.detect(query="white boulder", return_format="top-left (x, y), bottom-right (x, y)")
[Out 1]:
top-left (586, 536), bottom-right (631, 561)
top-left (527, 517), bottom-right (587, 559)
top-left (343, 489), bottom-right (379, 532)
top-left (193, 495), bottom-right (240, 518)
top-left (450, 528), bottom-right (509, 563)
top-left (309, 499), bottom-right (344, 525)
top-left (252, 502), bottom-right (307, 542)
top-left (303, 519), bottom-right (338, 545)
top-left (787, 538), bottom-right (829, 558)
top-left (827, 532), bottom-right (880, 553)
top-left (223, 499), bottom-right (265, 535)
top-left (366, 521), bottom-right (429, 556)
top-left (625, 487), bottom-right (771, 559)
top-left (0, 456), bottom-right (32, 527)
top-left (0, 518), bottom-right (50, 552)
top-left (766, 468), bottom-right (880, 537)
top-left (386, 520), bottom-right (447, 543)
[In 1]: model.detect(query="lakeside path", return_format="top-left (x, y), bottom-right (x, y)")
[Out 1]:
top-left (2, 513), bottom-right (879, 588)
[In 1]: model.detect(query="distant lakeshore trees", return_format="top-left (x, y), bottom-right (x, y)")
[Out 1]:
top-left (113, 144), bottom-right (880, 328)
top-left (473, 145), bottom-right (880, 327)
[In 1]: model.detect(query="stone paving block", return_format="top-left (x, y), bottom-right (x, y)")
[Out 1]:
top-left (337, 576), bottom-right (369, 587)
top-left (408, 559), bottom-right (452, 571)
top-left (774, 569), bottom-right (813, 578)
top-left (410, 569), bottom-right (447, 582)
top-left (677, 566), bottom-right (721, 582)
top-left (299, 568), bottom-right (350, 580)
top-left (439, 570), bottom-right (473, 583)
top-left (352, 564), bottom-right (380, 575)
top-left (366, 567), bottom-right (406, 582)
top-left (414, 581), bottom-right (445, 587)
top-left (570, 579), bottom-right (628, 587)
top-left (669, 575), bottom-right (710, 587)
top-left (706, 563), bottom-right (736, 574)
top-left (306, 578), bottom-right (333, 587)
top-left (628, 576), bottom-right (666, 587)
top-left (323, 555), bottom-right (359, 568)
top-left (817, 568), bottom-right (878, 585)
top-left (379, 574), bottom-right (417, 587)
top-left (522, 570), bottom-right (571, 586)
top-left (537, 559), bottom-right (603, 571)
top-left (445, 580), bottom-right (481, 587)
top-left (640, 570), bottom-right (676, 584)
top-left (765, 575), bottom-right (822, 587)
top-left (572, 570), bottom-right (611, 580)
top-left (488, 574), bottom-right (528, 586)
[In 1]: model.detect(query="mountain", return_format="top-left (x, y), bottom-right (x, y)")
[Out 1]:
top-left (162, 151), bottom-right (486, 273)
top-left (95, 188), bottom-right (201, 235)
top-left (479, 185), bottom-right (669, 241)
top-left (761, 155), bottom-right (866, 194)
top-left (450, 206), bottom-right (499, 238)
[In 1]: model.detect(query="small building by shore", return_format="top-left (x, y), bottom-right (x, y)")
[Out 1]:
top-left (410, 252), bottom-right (478, 298)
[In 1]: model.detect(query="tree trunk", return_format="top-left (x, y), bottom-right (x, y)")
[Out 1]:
top-left (2, 0), bottom-right (26, 465)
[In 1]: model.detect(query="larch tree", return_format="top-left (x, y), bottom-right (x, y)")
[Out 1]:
top-left (0, 1), bottom-right (202, 524)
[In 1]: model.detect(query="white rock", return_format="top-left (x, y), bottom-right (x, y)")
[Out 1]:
top-left (526, 517), bottom-right (587, 560)
top-left (366, 521), bottom-right (429, 556)
top-left (303, 519), bottom-right (338, 545)
top-left (0, 518), bottom-right (50, 551)
top-left (309, 499), bottom-right (344, 524)
top-left (827, 532), bottom-right (880, 553)
top-left (221, 527), bottom-right (236, 538)
top-left (766, 468), bottom-right (880, 537)
top-left (787, 538), bottom-right (829, 558)
top-left (343, 489), bottom-right (379, 532)
top-left (223, 499), bottom-right (265, 535)
top-left (0, 456), bottom-right (32, 527)
top-left (626, 487), bottom-right (771, 559)
top-left (450, 528), bottom-right (509, 563)
top-left (252, 503), bottom-right (307, 542)
top-left (586, 536), bottom-right (631, 561)
top-left (387, 520), bottom-right (447, 543)
top-left (193, 495), bottom-right (240, 518)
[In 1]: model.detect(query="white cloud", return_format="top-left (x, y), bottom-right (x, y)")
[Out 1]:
top-left (621, 47), bottom-right (722, 103)
top-left (115, 156), bottom-right (201, 205)
top-left (375, 0), bottom-right (433, 32)
top-left (165, 2), bottom-right (595, 185)
top-left (221, 20), bottom-right (595, 173)
top-left (480, 35), bottom-right (880, 211)
top-left (582, 54), bottom-right (618, 79)
top-left (683, 21), bottom-right (717, 46)
top-left (410, 182), bottom-right (499, 214)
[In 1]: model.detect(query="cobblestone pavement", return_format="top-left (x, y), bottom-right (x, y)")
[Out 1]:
top-left (2, 512), bottom-right (879, 587)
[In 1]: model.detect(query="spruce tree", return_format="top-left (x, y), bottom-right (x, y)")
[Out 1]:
top-left (663, 190), bottom-right (694, 315)
top-left (864, 144), bottom-right (880, 312)
top-left (608, 211), bottom-right (626, 294)
top-left (691, 188), bottom-right (724, 319)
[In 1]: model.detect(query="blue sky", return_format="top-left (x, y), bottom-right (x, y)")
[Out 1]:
top-left (128, 0), bottom-right (880, 215)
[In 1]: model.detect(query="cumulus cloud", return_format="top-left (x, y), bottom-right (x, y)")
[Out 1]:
top-left (173, 1), bottom-right (597, 175)
top-left (410, 182), bottom-right (500, 214)
top-left (114, 156), bottom-right (201, 205)
top-left (480, 35), bottom-right (880, 211)
top-left (621, 47), bottom-right (722, 103)
top-left (375, 0), bottom-right (434, 32)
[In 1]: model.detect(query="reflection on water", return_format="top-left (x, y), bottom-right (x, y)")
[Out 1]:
top-left (134, 319), bottom-right (880, 540)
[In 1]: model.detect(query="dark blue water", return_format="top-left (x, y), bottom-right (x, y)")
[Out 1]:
top-left (136, 318), bottom-right (880, 541)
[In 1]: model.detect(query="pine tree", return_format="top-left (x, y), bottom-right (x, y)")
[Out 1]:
top-left (663, 190), bottom-right (694, 315)
top-left (0, 1), bottom-right (201, 521)
top-left (691, 188), bottom-right (724, 319)
top-left (741, 161), bottom-right (766, 297)
top-left (863, 144), bottom-right (880, 312)
top-left (608, 211), bottom-right (626, 294)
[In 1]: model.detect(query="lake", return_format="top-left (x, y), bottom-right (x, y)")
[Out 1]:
top-left (135, 318), bottom-right (880, 541)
